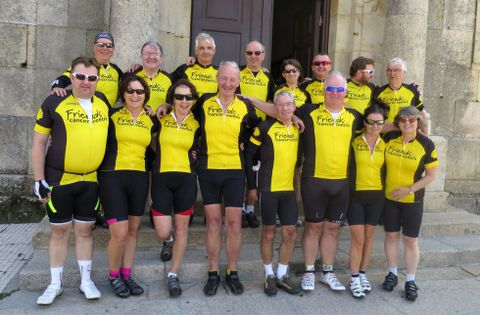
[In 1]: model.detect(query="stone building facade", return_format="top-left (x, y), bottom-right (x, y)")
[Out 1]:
top-left (1, 0), bottom-right (479, 216)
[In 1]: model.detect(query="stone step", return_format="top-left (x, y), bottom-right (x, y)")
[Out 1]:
top-left (20, 233), bottom-right (480, 290)
top-left (31, 209), bottom-right (480, 249)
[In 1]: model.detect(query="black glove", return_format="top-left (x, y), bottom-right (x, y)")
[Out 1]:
top-left (33, 179), bottom-right (50, 200)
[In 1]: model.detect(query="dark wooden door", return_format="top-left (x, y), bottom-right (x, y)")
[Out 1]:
top-left (190, 0), bottom-right (273, 66)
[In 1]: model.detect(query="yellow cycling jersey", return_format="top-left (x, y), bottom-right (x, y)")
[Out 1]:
top-left (351, 134), bottom-right (385, 191)
top-left (346, 79), bottom-right (375, 115)
top-left (51, 63), bottom-right (122, 107)
top-left (274, 85), bottom-right (310, 107)
top-left (154, 112), bottom-right (200, 173)
top-left (247, 119), bottom-right (299, 192)
top-left (100, 107), bottom-right (157, 172)
top-left (374, 83), bottom-right (423, 122)
top-left (384, 131), bottom-right (439, 203)
top-left (239, 66), bottom-right (275, 120)
top-left (194, 93), bottom-right (260, 170)
top-left (300, 79), bottom-right (324, 105)
top-left (171, 62), bottom-right (218, 96)
top-left (135, 69), bottom-right (172, 112)
top-left (34, 91), bottom-right (110, 185)
top-left (297, 103), bottom-right (362, 179)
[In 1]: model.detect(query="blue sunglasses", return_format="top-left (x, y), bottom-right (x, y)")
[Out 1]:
top-left (325, 86), bottom-right (346, 93)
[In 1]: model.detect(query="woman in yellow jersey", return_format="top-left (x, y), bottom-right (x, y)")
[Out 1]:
top-left (347, 101), bottom-right (389, 299)
top-left (99, 75), bottom-right (157, 298)
top-left (274, 59), bottom-right (310, 107)
top-left (135, 41), bottom-right (173, 114)
top-left (382, 106), bottom-right (438, 302)
top-left (150, 79), bottom-right (200, 297)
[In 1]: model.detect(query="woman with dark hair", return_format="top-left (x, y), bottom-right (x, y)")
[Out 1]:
top-left (382, 106), bottom-right (438, 302)
top-left (347, 100), bottom-right (389, 298)
top-left (98, 75), bottom-right (156, 298)
top-left (275, 59), bottom-right (310, 107)
top-left (150, 79), bottom-right (200, 297)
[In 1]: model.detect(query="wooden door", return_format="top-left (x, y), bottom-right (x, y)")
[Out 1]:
top-left (190, 0), bottom-right (273, 66)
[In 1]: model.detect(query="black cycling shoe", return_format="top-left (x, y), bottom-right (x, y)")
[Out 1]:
top-left (382, 272), bottom-right (398, 291)
top-left (161, 237), bottom-right (174, 262)
top-left (246, 213), bottom-right (259, 228)
top-left (110, 277), bottom-right (130, 298)
top-left (241, 212), bottom-right (249, 228)
top-left (225, 271), bottom-right (244, 295)
top-left (404, 281), bottom-right (418, 301)
top-left (124, 277), bottom-right (144, 296)
top-left (204, 271), bottom-right (221, 296)
top-left (264, 275), bottom-right (278, 296)
top-left (167, 275), bottom-right (182, 297)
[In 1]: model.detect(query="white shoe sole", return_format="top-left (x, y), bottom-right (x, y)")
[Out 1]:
top-left (79, 288), bottom-right (101, 300)
top-left (320, 280), bottom-right (345, 291)
top-left (37, 288), bottom-right (64, 306)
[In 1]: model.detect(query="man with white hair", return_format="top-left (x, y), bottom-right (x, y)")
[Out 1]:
top-left (171, 32), bottom-right (218, 96)
top-left (373, 57), bottom-right (428, 133)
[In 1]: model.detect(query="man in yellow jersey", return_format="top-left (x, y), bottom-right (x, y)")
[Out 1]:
top-left (196, 61), bottom-right (260, 296)
top-left (171, 32), bottom-right (218, 96)
top-left (239, 40), bottom-right (275, 228)
top-left (296, 71), bottom-right (362, 292)
top-left (33, 57), bottom-right (110, 305)
top-left (373, 57), bottom-right (428, 134)
top-left (300, 54), bottom-right (332, 105)
top-left (51, 32), bottom-right (123, 107)
top-left (246, 91), bottom-right (301, 296)
top-left (346, 57), bottom-right (376, 115)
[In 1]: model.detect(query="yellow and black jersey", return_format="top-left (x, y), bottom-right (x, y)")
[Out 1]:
top-left (300, 79), bottom-right (324, 105)
top-left (274, 84), bottom-right (310, 107)
top-left (193, 93), bottom-right (260, 170)
top-left (351, 134), bottom-right (385, 191)
top-left (51, 63), bottom-right (123, 107)
top-left (373, 83), bottom-right (423, 122)
top-left (238, 66), bottom-right (275, 120)
top-left (296, 103), bottom-right (362, 179)
top-left (154, 112), bottom-right (200, 174)
top-left (246, 119), bottom-right (299, 192)
top-left (100, 107), bottom-right (158, 172)
top-left (384, 131), bottom-right (439, 203)
top-left (346, 79), bottom-right (375, 115)
top-left (135, 68), bottom-right (172, 112)
top-left (34, 91), bottom-right (110, 186)
top-left (171, 62), bottom-right (218, 96)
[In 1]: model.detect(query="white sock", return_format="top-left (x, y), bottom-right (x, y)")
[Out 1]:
top-left (305, 264), bottom-right (315, 272)
top-left (50, 266), bottom-right (64, 288)
top-left (406, 273), bottom-right (415, 282)
top-left (276, 263), bottom-right (288, 279)
top-left (166, 234), bottom-right (174, 242)
top-left (389, 267), bottom-right (398, 276)
top-left (78, 260), bottom-right (92, 284)
top-left (245, 205), bottom-right (255, 214)
top-left (168, 272), bottom-right (177, 278)
top-left (264, 263), bottom-right (274, 277)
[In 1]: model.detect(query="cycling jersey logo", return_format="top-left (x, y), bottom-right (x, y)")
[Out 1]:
top-left (36, 108), bottom-right (43, 121)
top-left (117, 116), bottom-right (150, 129)
top-left (431, 149), bottom-right (438, 159)
top-left (308, 88), bottom-right (323, 96)
top-left (273, 132), bottom-right (297, 142)
top-left (190, 71), bottom-right (216, 83)
top-left (150, 82), bottom-right (166, 93)
top-left (253, 128), bottom-right (261, 137)
top-left (315, 115), bottom-right (350, 127)
top-left (65, 108), bottom-right (108, 123)
top-left (207, 105), bottom-right (241, 119)
top-left (348, 90), bottom-right (370, 100)
top-left (164, 119), bottom-right (193, 131)
top-left (387, 146), bottom-right (416, 160)
top-left (241, 75), bottom-right (266, 86)
top-left (100, 72), bottom-right (116, 82)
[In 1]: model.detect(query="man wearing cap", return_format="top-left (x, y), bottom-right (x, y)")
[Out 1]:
top-left (51, 32), bottom-right (123, 107)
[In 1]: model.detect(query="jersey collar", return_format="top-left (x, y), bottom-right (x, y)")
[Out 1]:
top-left (195, 61), bottom-right (213, 68)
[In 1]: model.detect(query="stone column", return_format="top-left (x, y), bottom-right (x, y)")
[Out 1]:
top-left (109, 0), bottom-right (192, 72)
top-left (381, 0), bottom-right (428, 85)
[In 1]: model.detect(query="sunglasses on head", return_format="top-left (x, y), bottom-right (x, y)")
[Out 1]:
top-left (399, 117), bottom-right (418, 124)
top-left (325, 86), bottom-right (346, 93)
top-left (365, 118), bottom-right (385, 126)
top-left (71, 73), bottom-right (99, 82)
top-left (283, 68), bottom-right (298, 74)
top-left (174, 93), bottom-right (194, 101)
top-left (312, 60), bottom-right (331, 67)
top-left (125, 88), bottom-right (145, 95)
top-left (361, 69), bottom-right (375, 74)
top-left (95, 42), bottom-right (114, 49)
top-left (245, 51), bottom-right (263, 56)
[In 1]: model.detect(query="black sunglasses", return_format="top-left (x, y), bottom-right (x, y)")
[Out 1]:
top-left (125, 88), bottom-right (145, 95)
top-left (95, 42), bottom-right (114, 49)
top-left (174, 93), bottom-right (194, 101)
top-left (245, 51), bottom-right (264, 56)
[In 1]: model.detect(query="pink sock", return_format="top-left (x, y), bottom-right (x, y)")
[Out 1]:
top-left (109, 270), bottom-right (120, 280)
top-left (121, 267), bottom-right (131, 280)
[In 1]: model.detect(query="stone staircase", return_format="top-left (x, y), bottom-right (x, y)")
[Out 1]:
top-left (20, 199), bottom-right (480, 291)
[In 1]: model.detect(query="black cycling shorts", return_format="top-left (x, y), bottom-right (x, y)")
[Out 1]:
top-left (198, 169), bottom-right (245, 207)
top-left (260, 191), bottom-right (298, 226)
top-left (347, 190), bottom-right (385, 226)
top-left (98, 170), bottom-right (148, 223)
top-left (47, 181), bottom-right (99, 224)
top-left (383, 199), bottom-right (423, 238)
top-left (301, 177), bottom-right (349, 224)
top-left (151, 172), bottom-right (197, 216)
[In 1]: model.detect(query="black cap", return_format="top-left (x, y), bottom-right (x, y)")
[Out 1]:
top-left (94, 32), bottom-right (114, 44)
